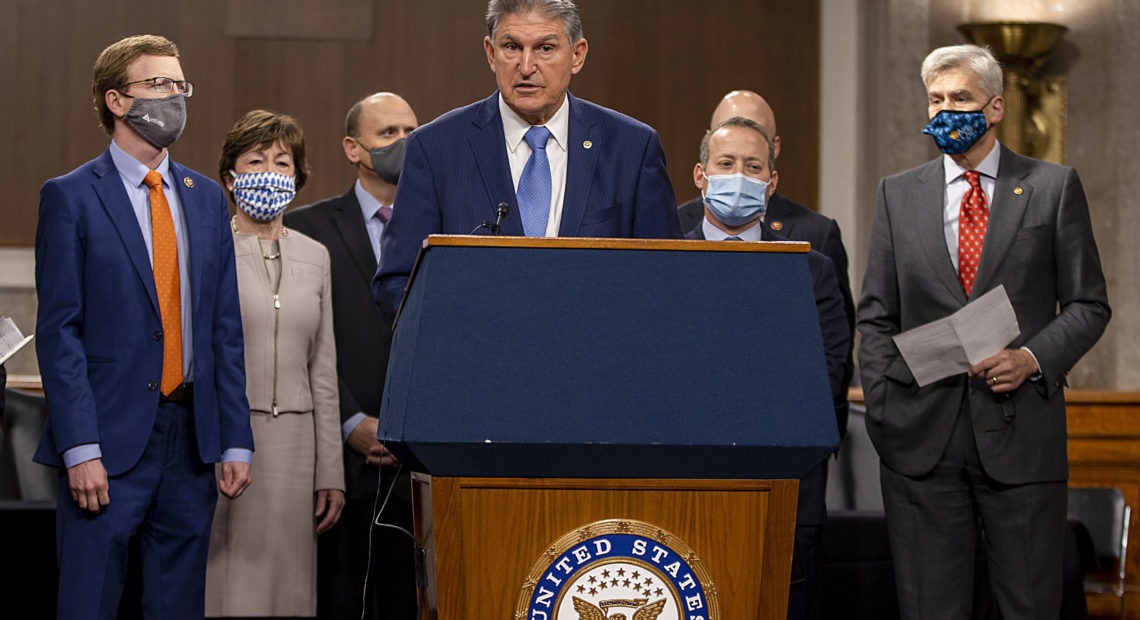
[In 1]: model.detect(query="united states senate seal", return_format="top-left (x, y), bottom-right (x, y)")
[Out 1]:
top-left (515, 519), bottom-right (719, 620)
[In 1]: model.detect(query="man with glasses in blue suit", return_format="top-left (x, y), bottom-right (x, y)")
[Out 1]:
top-left (34, 34), bottom-right (253, 620)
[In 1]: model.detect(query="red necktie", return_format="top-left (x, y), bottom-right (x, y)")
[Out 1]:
top-left (958, 170), bottom-right (988, 297)
top-left (144, 170), bottom-right (184, 395)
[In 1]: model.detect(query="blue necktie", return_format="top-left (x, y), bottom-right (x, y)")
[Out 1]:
top-left (517, 126), bottom-right (552, 236)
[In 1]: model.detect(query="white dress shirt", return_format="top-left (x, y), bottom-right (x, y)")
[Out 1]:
top-left (499, 94), bottom-right (570, 237)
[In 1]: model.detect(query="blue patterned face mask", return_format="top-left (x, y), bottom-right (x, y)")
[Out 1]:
top-left (702, 173), bottom-right (769, 227)
top-left (922, 97), bottom-right (994, 155)
top-left (231, 171), bottom-right (296, 221)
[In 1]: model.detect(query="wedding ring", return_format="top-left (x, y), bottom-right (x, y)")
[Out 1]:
top-left (990, 376), bottom-right (999, 385)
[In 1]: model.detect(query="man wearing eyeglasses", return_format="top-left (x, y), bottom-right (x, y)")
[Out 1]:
top-left (33, 34), bottom-right (254, 620)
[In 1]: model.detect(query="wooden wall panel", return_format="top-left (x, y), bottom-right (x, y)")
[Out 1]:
top-left (0, 0), bottom-right (819, 245)
top-left (1066, 392), bottom-right (1140, 619)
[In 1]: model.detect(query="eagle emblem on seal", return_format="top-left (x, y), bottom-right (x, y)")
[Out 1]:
top-left (572, 596), bottom-right (665, 620)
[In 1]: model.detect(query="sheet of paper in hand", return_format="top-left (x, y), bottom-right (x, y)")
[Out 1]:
top-left (892, 286), bottom-right (1020, 387)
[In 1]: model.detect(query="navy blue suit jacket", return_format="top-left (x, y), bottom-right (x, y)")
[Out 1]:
top-left (374, 92), bottom-right (682, 320)
top-left (33, 148), bottom-right (253, 476)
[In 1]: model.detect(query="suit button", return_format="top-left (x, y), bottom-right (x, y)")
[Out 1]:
top-left (153, 330), bottom-right (162, 341)
top-left (147, 381), bottom-right (158, 391)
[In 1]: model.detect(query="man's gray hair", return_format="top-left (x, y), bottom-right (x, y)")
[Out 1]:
top-left (700, 117), bottom-right (776, 170)
top-left (921, 44), bottom-right (1004, 100)
top-left (486, 0), bottom-right (583, 43)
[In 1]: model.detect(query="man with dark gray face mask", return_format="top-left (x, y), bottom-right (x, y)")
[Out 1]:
top-left (284, 91), bottom-right (420, 620)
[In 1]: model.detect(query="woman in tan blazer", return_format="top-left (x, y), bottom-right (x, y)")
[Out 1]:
top-left (205, 110), bottom-right (345, 618)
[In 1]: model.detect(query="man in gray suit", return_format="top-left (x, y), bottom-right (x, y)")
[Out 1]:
top-left (858, 44), bottom-right (1110, 619)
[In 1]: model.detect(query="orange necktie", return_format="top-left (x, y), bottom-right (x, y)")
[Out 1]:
top-left (144, 170), bottom-right (184, 395)
top-left (958, 170), bottom-right (989, 297)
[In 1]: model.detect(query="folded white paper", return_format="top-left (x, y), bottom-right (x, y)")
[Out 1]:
top-left (0, 316), bottom-right (34, 366)
top-left (892, 286), bottom-right (1020, 387)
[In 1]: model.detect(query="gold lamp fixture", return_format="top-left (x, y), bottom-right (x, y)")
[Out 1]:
top-left (957, 21), bottom-right (1068, 163)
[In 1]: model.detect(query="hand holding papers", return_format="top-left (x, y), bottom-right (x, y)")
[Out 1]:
top-left (892, 286), bottom-right (1020, 387)
top-left (0, 315), bottom-right (34, 366)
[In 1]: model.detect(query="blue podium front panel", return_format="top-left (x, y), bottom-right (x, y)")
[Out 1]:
top-left (380, 238), bottom-right (838, 479)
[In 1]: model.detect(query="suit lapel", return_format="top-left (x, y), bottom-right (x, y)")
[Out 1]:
top-left (170, 160), bottom-right (207, 319)
top-left (764, 194), bottom-right (796, 238)
top-left (560, 93), bottom-right (599, 235)
top-left (331, 190), bottom-right (380, 286)
top-left (469, 93), bottom-right (525, 235)
top-left (972, 146), bottom-right (1032, 296)
top-left (913, 158), bottom-right (968, 305)
top-left (92, 150), bottom-right (160, 314)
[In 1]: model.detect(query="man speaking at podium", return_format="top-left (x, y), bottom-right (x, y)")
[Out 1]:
top-left (373, 0), bottom-right (682, 320)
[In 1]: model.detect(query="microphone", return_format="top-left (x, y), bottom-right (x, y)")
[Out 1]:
top-left (491, 202), bottom-right (509, 235)
top-left (470, 202), bottom-right (512, 235)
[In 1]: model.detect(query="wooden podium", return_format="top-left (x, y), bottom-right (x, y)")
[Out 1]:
top-left (380, 236), bottom-right (838, 619)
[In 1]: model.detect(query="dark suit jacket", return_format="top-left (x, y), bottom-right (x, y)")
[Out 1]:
top-left (683, 194), bottom-right (855, 428)
top-left (33, 147), bottom-right (253, 475)
top-left (687, 223), bottom-right (848, 526)
top-left (374, 91), bottom-right (682, 319)
top-left (285, 190), bottom-right (390, 499)
top-left (857, 145), bottom-right (1110, 484)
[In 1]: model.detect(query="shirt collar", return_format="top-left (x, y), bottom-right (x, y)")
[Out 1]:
top-left (354, 179), bottom-right (384, 220)
top-left (498, 92), bottom-right (570, 154)
top-left (701, 216), bottom-right (765, 241)
top-left (109, 139), bottom-right (171, 188)
top-left (943, 140), bottom-right (1001, 185)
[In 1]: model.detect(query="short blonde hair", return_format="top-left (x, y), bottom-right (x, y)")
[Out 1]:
top-left (92, 35), bottom-right (179, 136)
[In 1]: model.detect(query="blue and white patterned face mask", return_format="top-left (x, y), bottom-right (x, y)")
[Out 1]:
top-left (231, 171), bottom-right (296, 221)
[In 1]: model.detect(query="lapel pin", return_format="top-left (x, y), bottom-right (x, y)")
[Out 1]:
top-left (583, 140), bottom-right (593, 149)
top-left (183, 177), bottom-right (194, 188)
top-left (1013, 186), bottom-right (1023, 195)
top-left (770, 221), bottom-right (783, 232)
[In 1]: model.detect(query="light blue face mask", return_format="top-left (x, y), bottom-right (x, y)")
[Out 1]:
top-left (231, 170), bottom-right (296, 221)
top-left (702, 173), bottom-right (770, 227)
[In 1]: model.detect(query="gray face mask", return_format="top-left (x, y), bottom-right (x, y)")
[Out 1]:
top-left (362, 137), bottom-right (406, 185)
top-left (121, 93), bottom-right (187, 149)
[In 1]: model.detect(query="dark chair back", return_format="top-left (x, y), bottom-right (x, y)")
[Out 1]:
top-left (1068, 486), bottom-right (1129, 619)
top-left (0, 388), bottom-right (56, 501)
top-left (1069, 487), bottom-right (1129, 568)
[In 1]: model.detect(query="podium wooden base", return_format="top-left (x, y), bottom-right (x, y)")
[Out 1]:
top-left (412, 474), bottom-right (799, 619)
